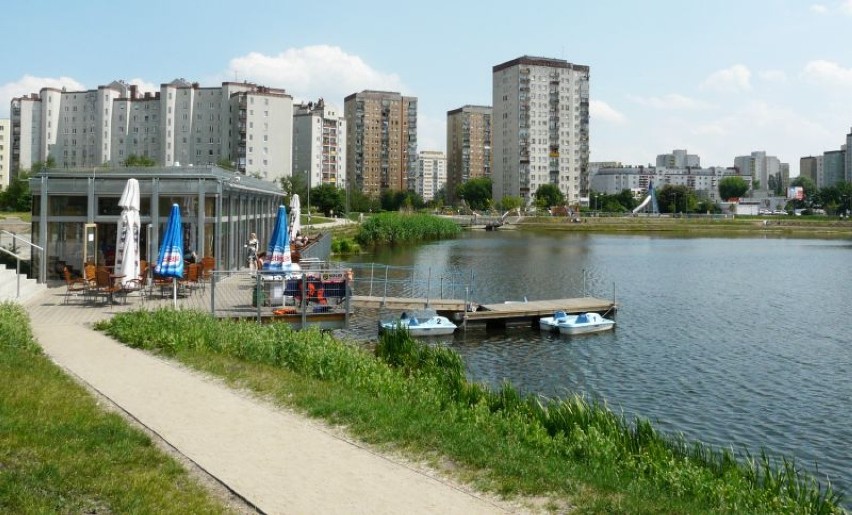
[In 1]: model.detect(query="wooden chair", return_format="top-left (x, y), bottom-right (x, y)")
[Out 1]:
top-left (94, 267), bottom-right (124, 305)
top-left (181, 263), bottom-right (201, 295)
top-left (122, 263), bottom-right (149, 303)
top-left (62, 266), bottom-right (89, 304)
top-left (200, 256), bottom-right (215, 290)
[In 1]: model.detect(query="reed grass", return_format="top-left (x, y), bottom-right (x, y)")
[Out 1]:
top-left (0, 303), bottom-right (231, 514)
top-left (356, 212), bottom-right (461, 245)
top-left (97, 309), bottom-right (844, 513)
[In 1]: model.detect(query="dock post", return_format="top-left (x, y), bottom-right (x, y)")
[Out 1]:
top-left (382, 265), bottom-right (389, 306)
top-left (425, 267), bottom-right (431, 308)
top-left (463, 286), bottom-right (469, 331)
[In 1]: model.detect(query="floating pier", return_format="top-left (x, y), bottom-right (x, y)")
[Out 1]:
top-left (350, 295), bottom-right (617, 330)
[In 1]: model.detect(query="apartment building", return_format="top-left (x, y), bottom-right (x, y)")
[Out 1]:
top-left (344, 90), bottom-right (417, 199)
top-left (415, 150), bottom-right (447, 202)
top-left (293, 98), bottom-right (346, 190)
top-left (590, 165), bottom-right (750, 203)
top-left (10, 79), bottom-right (294, 181)
top-left (0, 119), bottom-right (9, 189)
top-left (491, 56), bottom-right (590, 205)
top-left (446, 105), bottom-right (491, 202)
top-left (656, 149), bottom-right (700, 169)
top-left (799, 156), bottom-right (824, 187)
top-left (733, 151), bottom-right (786, 192)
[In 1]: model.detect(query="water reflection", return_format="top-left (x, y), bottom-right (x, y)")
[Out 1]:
top-left (338, 231), bottom-right (852, 493)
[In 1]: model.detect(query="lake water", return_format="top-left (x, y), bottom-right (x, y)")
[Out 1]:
top-left (338, 230), bottom-right (852, 494)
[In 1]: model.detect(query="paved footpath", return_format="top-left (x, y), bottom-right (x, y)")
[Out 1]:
top-left (26, 290), bottom-right (515, 514)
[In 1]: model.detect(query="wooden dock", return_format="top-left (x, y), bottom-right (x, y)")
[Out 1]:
top-left (350, 295), bottom-right (467, 311)
top-left (350, 294), bottom-right (616, 329)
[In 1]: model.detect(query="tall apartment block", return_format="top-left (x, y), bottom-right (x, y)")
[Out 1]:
top-left (415, 150), bottom-right (447, 202)
top-left (845, 127), bottom-right (852, 183)
top-left (799, 156), bottom-right (824, 187)
top-left (293, 98), bottom-right (346, 190)
top-left (344, 90), bottom-right (417, 198)
top-left (656, 149), bottom-right (700, 169)
top-left (10, 79), bottom-right (294, 181)
top-left (733, 151), bottom-right (786, 192)
top-left (0, 119), bottom-right (9, 189)
top-left (446, 105), bottom-right (491, 202)
top-left (491, 56), bottom-right (590, 205)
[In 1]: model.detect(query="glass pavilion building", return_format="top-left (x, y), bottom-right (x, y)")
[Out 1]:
top-left (29, 165), bottom-right (284, 279)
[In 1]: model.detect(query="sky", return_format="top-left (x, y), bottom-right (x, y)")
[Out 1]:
top-left (3, 0), bottom-right (852, 176)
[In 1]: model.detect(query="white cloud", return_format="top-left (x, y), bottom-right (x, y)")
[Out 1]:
top-left (416, 113), bottom-right (445, 152)
top-left (226, 45), bottom-right (406, 104)
top-left (590, 100), bottom-right (627, 125)
top-left (841, 0), bottom-right (852, 15)
top-left (0, 75), bottom-right (85, 117)
top-left (810, 4), bottom-right (828, 13)
top-left (803, 59), bottom-right (852, 87)
top-left (628, 93), bottom-right (711, 110)
top-left (127, 78), bottom-right (158, 95)
top-left (757, 70), bottom-right (787, 83)
top-left (700, 64), bottom-right (752, 94)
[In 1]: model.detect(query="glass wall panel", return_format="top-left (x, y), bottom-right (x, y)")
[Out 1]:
top-left (48, 196), bottom-right (87, 216)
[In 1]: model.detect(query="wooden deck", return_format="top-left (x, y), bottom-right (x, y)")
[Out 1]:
top-left (462, 297), bottom-right (617, 327)
top-left (350, 295), bottom-right (466, 311)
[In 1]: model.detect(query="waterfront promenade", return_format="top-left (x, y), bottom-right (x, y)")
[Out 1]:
top-left (22, 286), bottom-right (523, 514)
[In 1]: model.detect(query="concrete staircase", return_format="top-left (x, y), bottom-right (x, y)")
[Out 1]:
top-left (0, 264), bottom-right (47, 303)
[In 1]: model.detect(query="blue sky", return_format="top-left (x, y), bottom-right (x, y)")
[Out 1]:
top-left (3, 0), bottom-right (852, 175)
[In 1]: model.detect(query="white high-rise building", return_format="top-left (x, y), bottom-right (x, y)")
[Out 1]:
top-left (0, 119), bottom-right (10, 189)
top-left (491, 56), bottom-right (590, 205)
top-left (416, 150), bottom-right (446, 202)
top-left (656, 149), bottom-right (700, 168)
top-left (293, 99), bottom-right (347, 190)
top-left (11, 79), bottom-right (294, 181)
top-left (845, 127), bottom-right (852, 183)
top-left (733, 151), bottom-right (785, 192)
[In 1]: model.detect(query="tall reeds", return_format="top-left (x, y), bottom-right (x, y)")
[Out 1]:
top-left (98, 309), bottom-right (844, 513)
top-left (356, 212), bottom-right (461, 245)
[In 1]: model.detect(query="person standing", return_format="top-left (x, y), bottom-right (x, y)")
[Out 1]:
top-left (245, 232), bottom-right (259, 274)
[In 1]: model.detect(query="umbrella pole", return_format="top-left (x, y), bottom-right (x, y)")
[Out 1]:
top-left (173, 278), bottom-right (177, 308)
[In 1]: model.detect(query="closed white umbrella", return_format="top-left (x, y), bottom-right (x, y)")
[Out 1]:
top-left (289, 194), bottom-right (301, 242)
top-left (115, 178), bottom-right (141, 287)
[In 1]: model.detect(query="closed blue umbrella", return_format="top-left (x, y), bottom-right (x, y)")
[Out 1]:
top-left (155, 204), bottom-right (184, 306)
top-left (264, 205), bottom-right (292, 272)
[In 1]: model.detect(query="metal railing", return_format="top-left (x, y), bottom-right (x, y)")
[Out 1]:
top-left (0, 230), bottom-right (46, 299)
top-left (342, 262), bottom-right (473, 304)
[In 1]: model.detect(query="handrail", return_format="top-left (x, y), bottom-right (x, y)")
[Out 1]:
top-left (0, 230), bottom-right (46, 284)
top-left (0, 246), bottom-right (23, 298)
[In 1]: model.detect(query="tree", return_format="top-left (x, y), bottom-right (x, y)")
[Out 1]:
top-left (718, 176), bottom-right (750, 201)
top-left (455, 177), bottom-right (493, 211)
top-left (788, 176), bottom-right (817, 209)
top-left (0, 171), bottom-right (32, 212)
top-left (124, 154), bottom-right (156, 167)
top-left (216, 158), bottom-right (235, 171)
top-left (380, 190), bottom-right (424, 212)
top-left (347, 188), bottom-right (379, 213)
top-left (498, 195), bottom-right (523, 212)
top-left (614, 189), bottom-right (638, 212)
top-left (656, 185), bottom-right (696, 214)
top-left (310, 184), bottom-right (345, 216)
top-left (533, 184), bottom-right (565, 209)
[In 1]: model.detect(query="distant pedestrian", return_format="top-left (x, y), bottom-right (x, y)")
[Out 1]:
top-left (245, 232), bottom-right (259, 273)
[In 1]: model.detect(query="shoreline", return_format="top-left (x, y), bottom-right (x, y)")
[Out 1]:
top-left (512, 215), bottom-right (852, 237)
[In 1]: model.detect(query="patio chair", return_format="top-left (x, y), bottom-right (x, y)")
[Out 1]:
top-left (122, 263), bottom-right (149, 303)
top-left (200, 256), bottom-right (215, 291)
top-left (94, 267), bottom-right (124, 305)
top-left (181, 263), bottom-right (201, 295)
top-left (62, 266), bottom-right (89, 304)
